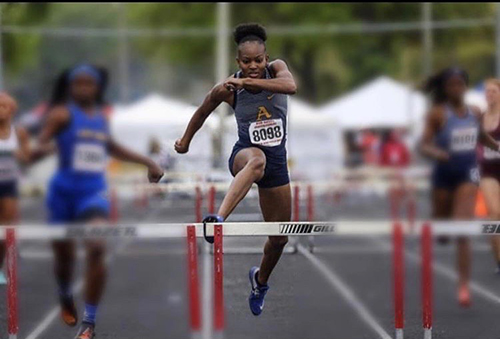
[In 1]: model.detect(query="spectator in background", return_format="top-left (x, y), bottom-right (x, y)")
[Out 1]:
top-left (148, 137), bottom-right (176, 175)
top-left (358, 129), bottom-right (380, 165)
top-left (380, 129), bottom-right (410, 167)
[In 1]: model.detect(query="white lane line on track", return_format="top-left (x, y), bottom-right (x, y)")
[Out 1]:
top-left (25, 279), bottom-right (84, 339)
top-left (23, 197), bottom-right (165, 339)
top-left (24, 198), bottom-right (168, 338)
top-left (370, 237), bottom-right (500, 305)
top-left (25, 239), bottom-right (132, 339)
top-left (297, 244), bottom-right (393, 339)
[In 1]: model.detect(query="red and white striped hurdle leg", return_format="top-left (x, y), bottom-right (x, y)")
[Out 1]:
top-left (187, 226), bottom-right (201, 337)
top-left (421, 223), bottom-right (433, 339)
top-left (406, 185), bottom-right (416, 233)
top-left (195, 186), bottom-right (203, 223)
top-left (393, 222), bottom-right (404, 339)
top-left (208, 186), bottom-right (216, 215)
top-left (6, 228), bottom-right (18, 339)
top-left (213, 224), bottom-right (224, 336)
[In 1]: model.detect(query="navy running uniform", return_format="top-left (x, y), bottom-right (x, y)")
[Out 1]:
top-left (228, 67), bottom-right (289, 188)
top-left (432, 105), bottom-right (480, 189)
top-left (0, 126), bottom-right (19, 198)
top-left (47, 102), bottom-right (110, 223)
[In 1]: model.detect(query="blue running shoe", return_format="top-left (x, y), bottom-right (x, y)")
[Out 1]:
top-left (248, 266), bottom-right (269, 316)
top-left (202, 214), bottom-right (224, 223)
top-left (0, 271), bottom-right (6, 285)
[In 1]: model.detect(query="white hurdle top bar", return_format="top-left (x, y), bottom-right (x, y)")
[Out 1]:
top-left (0, 221), bottom-right (384, 240)
top-left (0, 220), bottom-right (498, 240)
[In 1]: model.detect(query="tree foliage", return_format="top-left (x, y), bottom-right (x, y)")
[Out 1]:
top-left (2, 3), bottom-right (497, 107)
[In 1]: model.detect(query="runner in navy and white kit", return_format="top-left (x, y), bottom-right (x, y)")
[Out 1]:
top-left (420, 68), bottom-right (500, 307)
top-left (478, 78), bottom-right (500, 273)
top-left (175, 23), bottom-right (297, 316)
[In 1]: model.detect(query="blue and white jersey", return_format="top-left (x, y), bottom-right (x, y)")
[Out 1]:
top-left (52, 101), bottom-right (109, 191)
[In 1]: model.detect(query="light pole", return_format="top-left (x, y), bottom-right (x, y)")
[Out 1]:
top-left (118, 3), bottom-right (130, 103)
top-left (0, 4), bottom-right (4, 91)
top-left (422, 2), bottom-right (433, 78)
top-left (213, 3), bottom-right (230, 168)
top-left (496, 3), bottom-right (500, 77)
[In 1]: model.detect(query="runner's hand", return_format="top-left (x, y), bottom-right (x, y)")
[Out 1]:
top-left (224, 78), bottom-right (245, 91)
top-left (174, 138), bottom-right (189, 154)
top-left (147, 162), bottom-right (164, 183)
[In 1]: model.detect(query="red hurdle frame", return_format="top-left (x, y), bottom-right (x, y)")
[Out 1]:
top-left (186, 225), bottom-right (201, 334)
top-left (213, 224), bottom-right (224, 333)
top-left (6, 227), bottom-right (18, 339)
top-left (421, 222), bottom-right (433, 339)
top-left (393, 222), bottom-right (404, 339)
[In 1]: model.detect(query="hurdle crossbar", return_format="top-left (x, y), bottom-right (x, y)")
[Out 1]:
top-left (1, 220), bottom-right (500, 240)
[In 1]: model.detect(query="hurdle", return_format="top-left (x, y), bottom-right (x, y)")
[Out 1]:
top-left (0, 221), bottom-right (372, 339)
top-left (3, 219), bottom-right (497, 339)
top-left (415, 220), bottom-right (500, 339)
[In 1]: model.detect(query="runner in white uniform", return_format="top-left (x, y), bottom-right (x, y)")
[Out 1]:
top-left (0, 92), bottom-right (30, 284)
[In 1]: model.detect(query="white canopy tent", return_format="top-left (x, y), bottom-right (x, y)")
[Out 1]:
top-left (222, 97), bottom-right (343, 180)
top-left (321, 76), bottom-right (427, 130)
top-left (320, 77), bottom-right (489, 143)
top-left (111, 93), bottom-right (217, 173)
top-left (320, 76), bottom-right (429, 149)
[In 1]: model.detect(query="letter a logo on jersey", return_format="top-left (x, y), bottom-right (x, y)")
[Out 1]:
top-left (257, 106), bottom-right (272, 121)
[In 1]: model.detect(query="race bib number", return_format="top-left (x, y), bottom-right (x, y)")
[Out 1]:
top-left (0, 158), bottom-right (18, 181)
top-left (73, 143), bottom-right (107, 172)
top-left (450, 128), bottom-right (478, 152)
top-left (484, 146), bottom-right (500, 160)
top-left (249, 119), bottom-right (284, 147)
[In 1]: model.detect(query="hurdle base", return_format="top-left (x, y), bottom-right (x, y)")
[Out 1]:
top-left (395, 328), bottom-right (403, 339)
top-left (424, 328), bottom-right (432, 339)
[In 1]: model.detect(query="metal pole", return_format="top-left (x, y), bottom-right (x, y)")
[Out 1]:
top-left (216, 3), bottom-right (229, 84)
top-left (213, 3), bottom-right (230, 168)
top-left (496, 3), bottom-right (500, 77)
top-left (422, 3), bottom-right (433, 78)
top-left (118, 3), bottom-right (130, 103)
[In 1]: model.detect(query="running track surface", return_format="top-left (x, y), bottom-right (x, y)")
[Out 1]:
top-left (1, 191), bottom-right (500, 339)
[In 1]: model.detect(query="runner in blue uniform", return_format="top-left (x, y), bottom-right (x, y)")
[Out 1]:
top-left (420, 67), bottom-right (500, 307)
top-left (175, 23), bottom-right (297, 316)
top-left (36, 64), bottom-right (163, 339)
